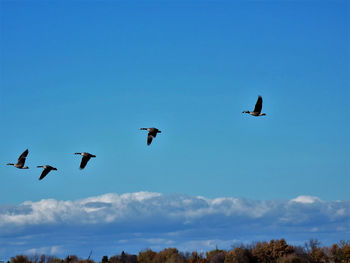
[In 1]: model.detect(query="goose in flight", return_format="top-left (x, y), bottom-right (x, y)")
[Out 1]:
top-left (242, 96), bottom-right (266, 116)
top-left (140, 127), bottom-right (162, 145)
top-left (7, 149), bottom-right (29, 169)
top-left (74, 152), bottom-right (96, 169)
top-left (37, 165), bottom-right (57, 180)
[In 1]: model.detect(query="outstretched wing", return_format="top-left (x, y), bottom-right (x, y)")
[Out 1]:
top-left (147, 130), bottom-right (159, 145)
top-left (253, 96), bottom-right (263, 113)
top-left (80, 156), bottom-right (91, 169)
top-left (17, 149), bottom-right (28, 166)
top-left (39, 169), bottom-right (50, 180)
top-left (147, 134), bottom-right (155, 145)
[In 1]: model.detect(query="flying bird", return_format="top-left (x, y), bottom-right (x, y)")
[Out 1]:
top-left (7, 149), bottom-right (29, 169)
top-left (74, 152), bottom-right (96, 169)
top-left (242, 96), bottom-right (266, 116)
top-left (37, 165), bottom-right (57, 180)
top-left (140, 127), bottom-right (162, 145)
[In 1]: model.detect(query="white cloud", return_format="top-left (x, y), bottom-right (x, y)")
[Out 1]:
top-left (1, 192), bottom-right (348, 228)
top-left (25, 245), bottom-right (62, 255)
top-left (0, 192), bottom-right (349, 259)
top-left (290, 195), bottom-right (321, 204)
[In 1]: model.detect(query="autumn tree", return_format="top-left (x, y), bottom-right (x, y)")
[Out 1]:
top-left (252, 239), bottom-right (294, 263)
top-left (10, 256), bottom-right (31, 263)
top-left (304, 239), bottom-right (329, 263)
top-left (65, 256), bottom-right (78, 263)
top-left (188, 252), bottom-right (207, 263)
top-left (276, 254), bottom-right (307, 263)
top-left (206, 248), bottom-right (226, 263)
top-left (152, 248), bottom-right (186, 263)
top-left (252, 241), bottom-right (272, 263)
top-left (137, 249), bottom-right (157, 263)
top-left (224, 247), bottom-right (251, 263)
top-left (109, 251), bottom-right (137, 263)
top-left (271, 239), bottom-right (294, 259)
top-left (101, 256), bottom-right (109, 263)
top-left (339, 240), bottom-right (350, 262)
top-left (330, 241), bottom-right (350, 263)
top-left (46, 258), bottom-right (62, 263)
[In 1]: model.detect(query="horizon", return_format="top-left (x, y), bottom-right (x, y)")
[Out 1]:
top-left (1, 191), bottom-right (349, 259)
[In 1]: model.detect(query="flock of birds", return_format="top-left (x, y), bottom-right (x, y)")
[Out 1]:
top-left (6, 96), bottom-right (266, 180)
top-left (6, 151), bottom-right (96, 180)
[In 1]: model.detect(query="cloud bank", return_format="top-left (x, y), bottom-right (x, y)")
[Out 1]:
top-left (0, 192), bottom-right (349, 259)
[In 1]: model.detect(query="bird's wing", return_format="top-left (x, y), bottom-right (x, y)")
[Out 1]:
top-left (39, 168), bottom-right (50, 180)
top-left (253, 96), bottom-right (263, 113)
top-left (17, 149), bottom-right (28, 165)
top-left (151, 131), bottom-right (157, 138)
top-left (80, 156), bottom-right (91, 169)
top-left (147, 134), bottom-right (154, 145)
top-left (18, 149), bottom-right (29, 159)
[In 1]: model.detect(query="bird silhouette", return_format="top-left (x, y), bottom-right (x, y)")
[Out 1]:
top-left (74, 152), bottom-right (96, 169)
top-left (140, 127), bottom-right (162, 145)
top-left (7, 149), bottom-right (29, 169)
top-left (242, 96), bottom-right (266, 116)
top-left (37, 165), bottom-right (57, 180)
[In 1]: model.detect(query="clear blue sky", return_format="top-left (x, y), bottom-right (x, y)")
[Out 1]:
top-left (0, 0), bottom-right (349, 204)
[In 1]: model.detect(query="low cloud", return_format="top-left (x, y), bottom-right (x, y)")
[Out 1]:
top-left (0, 192), bottom-right (349, 259)
top-left (25, 246), bottom-right (62, 256)
top-left (290, 195), bottom-right (321, 204)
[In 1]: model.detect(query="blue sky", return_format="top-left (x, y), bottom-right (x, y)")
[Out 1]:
top-left (0, 0), bottom-right (349, 258)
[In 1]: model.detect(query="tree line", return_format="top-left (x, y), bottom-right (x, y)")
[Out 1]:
top-left (8, 239), bottom-right (350, 263)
